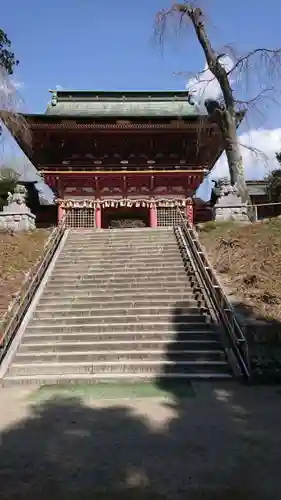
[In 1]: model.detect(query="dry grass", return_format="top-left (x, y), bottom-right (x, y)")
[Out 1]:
top-left (0, 230), bottom-right (50, 319)
top-left (199, 218), bottom-right (281, 322)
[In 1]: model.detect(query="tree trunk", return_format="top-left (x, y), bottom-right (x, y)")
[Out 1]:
top-left (175, 4), bottom-right (250, 203)
top-left (220, 110), bottom-right (251, 204)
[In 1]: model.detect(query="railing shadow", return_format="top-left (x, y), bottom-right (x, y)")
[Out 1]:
top-left (232, 301), bottom-right (281, 384)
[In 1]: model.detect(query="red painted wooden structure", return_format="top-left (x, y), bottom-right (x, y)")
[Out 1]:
top-left (1, 90), bottom-right (236, 228)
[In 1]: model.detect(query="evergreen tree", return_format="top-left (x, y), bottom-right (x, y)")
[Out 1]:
top-left (0, 168), bottom-right (18, 210)
top-left (0, 29), bottom-right (18, 74)
top-left (265, 153), bottom-right (281, 203)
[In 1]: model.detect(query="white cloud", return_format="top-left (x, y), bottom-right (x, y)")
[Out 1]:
top-left (0, 72), bottom-right (24, 97)
top-left (11, 80), bottom-right (24, 90)
top-left (213, 128), bottom-right (281, 180)
top-left (0, 70), bottom-right (24, 113)
top-left (36, 182), bottom-right (55, 204)
top-left (187, 56), bottom-right (234, 110)
top-left (55, 85), bottom-right (63, 91)
top-left (196, 129), bottom-right (281, 201)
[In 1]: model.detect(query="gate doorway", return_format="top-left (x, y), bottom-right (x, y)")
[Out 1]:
top-left (65, 208), bottom-right (95, 228)
top-left (102, 206), bottom-right (149, 229)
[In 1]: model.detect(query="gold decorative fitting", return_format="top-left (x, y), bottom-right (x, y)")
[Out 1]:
top-left (57, 197), bottom-right (191, 209)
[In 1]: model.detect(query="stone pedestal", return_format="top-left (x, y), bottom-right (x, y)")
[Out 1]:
top-left (213, 179), bottom-right (249, 222)
top-left (0, 185), bottom-right (36, 232)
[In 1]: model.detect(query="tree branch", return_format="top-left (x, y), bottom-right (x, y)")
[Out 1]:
top-left (0, 68), bottom-right (31, 150)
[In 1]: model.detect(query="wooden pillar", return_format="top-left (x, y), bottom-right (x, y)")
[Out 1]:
top-left (149, 204), bottom-right (157, 228)
top-left (186, 200), bottom-right (194, 226)
top-left (95, 205), bottom-right (101, 229)
top-left (57, 204), bottom-right (65, 225)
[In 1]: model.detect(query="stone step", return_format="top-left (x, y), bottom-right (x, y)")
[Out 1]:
top-left (56, 257), bottom-right (183, 272)
top-left (29, 313), bottom-right (209, 326)
top-left (33, 306), bottom-right (205, 319)
top-left (62, 242), bottom-right (179, 249)
top-left (60, 250), bottom-right (179, 258)
top-left (39, 288), bottom-right (196, 298)
top-left (66, 231), bottom-right (174, 238)
top-left (7, 359), bottom-right (230, 377)
top-left (45, 280), bottom-right (191, 289)
top-left (49, 276), bottom-right (191, 286)
top-left (36, 298), bottom-right (200, 310)
top-left (58, 250), bottom-right (182, 258)
top-left (48, 274), bottom-right (189, 284)
top-left (67, 232), bottom-right (175, 237)
top-left (65, 231), bottom-right (176, 238)
top-left (42, 285), bottom-right (196, 296)
top-left (51, 267), bottom-right (186, 276)
top-left (43, 286), bottom-right (192, 296)
top-left (58, 252), bottom-right (182, 262)
top-left (53, 263), bottom-right (186, 273)
top-left (66, 231), bottom-right (175, 237)
top-left (51, 266), bottom-right (186, 278)
top-left (14, 349), bottom-right (226, 364)
top-left (19, 339), bottom-right (221, 353)
top-left (2, 226), bottom-right (234, 385)
top-left (2, 371), bottom-right (233, 386)
top-left (59, 250), bottom-right (182, 259)
top-left (66, 239), bottom-right (176, 246)
top-left (65, 238), bottom-right (177, 246)
top-left (58, 257), bottom-right (182, 265)
top-left (22, 329), bottom-right (217, 343)
top-left (69, 226), bottom-right (171, 235)
top-left (63, 242), bottom-right (179, 249)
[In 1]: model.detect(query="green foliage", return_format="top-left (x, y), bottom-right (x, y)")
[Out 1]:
top-left (0, 29), bottom-right (18, 74)
top-left (0, 168), bottom-right (19, 209)
top-left (265, 158), bottom-right (281, 202)
top-left (198, 220), bottom-right (238, 233)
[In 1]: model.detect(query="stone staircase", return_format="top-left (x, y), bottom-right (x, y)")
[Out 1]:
top-left (1, 228), bottom-right (232, 384)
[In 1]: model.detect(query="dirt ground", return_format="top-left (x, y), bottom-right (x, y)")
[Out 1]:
top-left (0, 230), bottom-right (50, 320)
top-left (0, 382), bottom-right (281, 499)
top-left (199, 219), bottom-right (281, 323)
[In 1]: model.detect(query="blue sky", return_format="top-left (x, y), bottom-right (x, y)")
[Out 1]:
top-left (1, 0), bottom-right (281, 200)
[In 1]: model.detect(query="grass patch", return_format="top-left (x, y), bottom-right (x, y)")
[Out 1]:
top-left (0, 230), bottom-right (51, 320)
top-left (28, 381), bottom-right (196, 403)
top-left (198, 220), bottom-right (240, 233)
top-left (199, 218), bottom-right (281, 322)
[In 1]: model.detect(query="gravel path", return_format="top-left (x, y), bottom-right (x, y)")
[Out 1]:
top-left (0, 382), bottom-right (280, 499)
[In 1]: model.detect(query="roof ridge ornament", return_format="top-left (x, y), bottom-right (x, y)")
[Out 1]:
top-left (49, 90), bottom-right (58, 106)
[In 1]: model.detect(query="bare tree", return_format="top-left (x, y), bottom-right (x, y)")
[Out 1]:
top-left (0, 69), bottom-right (31, 148)
top-left (155, 3), bottom-right (281, 204)
top-left (0, 30), bottom-right (30, 152)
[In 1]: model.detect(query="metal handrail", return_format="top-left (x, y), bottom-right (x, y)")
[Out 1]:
top-left (176, 209), bottom-right (251, 379)
top-left (0, 218), bottom-right (66, 362)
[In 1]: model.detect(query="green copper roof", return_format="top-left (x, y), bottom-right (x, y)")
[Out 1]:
top-left (45, 90), bottom-right (204, 118)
